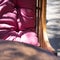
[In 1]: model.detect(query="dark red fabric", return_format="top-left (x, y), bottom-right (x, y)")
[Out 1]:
top-left (0, 0), bottom-right (40, 46)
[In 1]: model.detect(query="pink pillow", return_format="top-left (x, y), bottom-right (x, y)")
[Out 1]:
top-left (0, 0), bottom-right (40, 46)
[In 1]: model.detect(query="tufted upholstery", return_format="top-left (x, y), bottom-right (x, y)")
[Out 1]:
top-left (0, 0), bottom-right (39, 46)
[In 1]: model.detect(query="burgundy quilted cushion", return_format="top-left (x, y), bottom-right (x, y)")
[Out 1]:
top-left (0, 0), bottom-right (40, 46)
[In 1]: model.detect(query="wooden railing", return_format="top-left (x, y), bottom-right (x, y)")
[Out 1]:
top-left (36, 0), bottom-right (47, 48)
top-left (37, 0), bottom-right (55, 52)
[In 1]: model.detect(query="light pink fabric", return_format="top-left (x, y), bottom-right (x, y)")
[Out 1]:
top-left (0, 0), bottom-right (40, 46)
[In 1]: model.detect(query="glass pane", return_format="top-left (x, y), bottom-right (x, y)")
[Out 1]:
top-left (46, 0), bottom-right (60, 51)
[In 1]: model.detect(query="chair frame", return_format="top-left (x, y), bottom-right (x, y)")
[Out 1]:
top-left (36, 0), bottom-right (55, 51)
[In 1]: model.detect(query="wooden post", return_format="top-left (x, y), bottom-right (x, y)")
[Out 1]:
top-left (38, 0), bottom-right (55, 52)
top-left (38, 0), bottom-right (46, 48)
top-left (41, 0), bottom-right (47, 48)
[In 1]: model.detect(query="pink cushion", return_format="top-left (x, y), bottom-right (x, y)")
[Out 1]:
top-left (17, 0), bottom-right (36, 9)
top-left (0, 0), bottom-right (17, 30)
top-left (0, 0), bottom-right (40, 46)
top-left (17, 8), bottom-right (35, 30)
